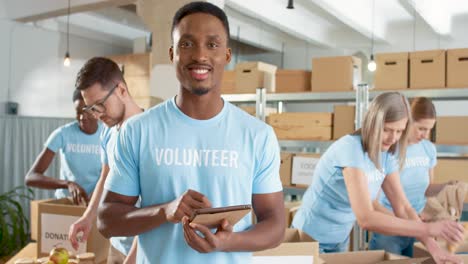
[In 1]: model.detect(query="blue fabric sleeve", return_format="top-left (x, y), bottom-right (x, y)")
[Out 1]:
top-left (44, 126), bottom-right (63, 153)
top-left (252, 126), bottom-right (283, 194)
top-left (332, 136), bottom-right (367, 171)
top-left (100, 128), bottom-right (109, 165)
top-left (104, 123), bottom-right (140, 196)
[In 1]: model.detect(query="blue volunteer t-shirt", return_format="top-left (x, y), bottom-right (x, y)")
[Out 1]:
top-left (45, 121), bottom-right (103, 198)
top-left (380, 139), bottom-right (436, 213)
top-left (292, 135), bottom-right (399, 244)
top-left (100, 126), bottom-right (135, 256)
top-left (105, 97), bottom-right (282, 264)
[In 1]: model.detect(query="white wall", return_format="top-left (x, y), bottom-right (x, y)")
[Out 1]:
top-left (0, 19), bottom-right (130, 117)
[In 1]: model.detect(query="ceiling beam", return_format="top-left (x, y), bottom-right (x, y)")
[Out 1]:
top-left (5, 0), bottom-right (137, 22)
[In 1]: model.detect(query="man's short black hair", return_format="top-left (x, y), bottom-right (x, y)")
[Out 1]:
top-left (171, 1), bottom-right (230, 44)
top-left (72, 89), bottom-right (83, 102)
top-left (75, 57), bottom-right (125, 91)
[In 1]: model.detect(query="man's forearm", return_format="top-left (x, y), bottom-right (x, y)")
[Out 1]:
top-left (223, 213), bottom-right (285, 252)
top-left (25, 172), bottom-right (69, 189)
top-left (97, 202), bottom-right (168, 238)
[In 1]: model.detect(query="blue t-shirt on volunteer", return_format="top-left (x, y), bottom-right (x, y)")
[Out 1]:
top-left (104, 97), bottom-right (282, 264)
top-left (100, 126), bottom-right (135, 256)
top-left (45, 121), bottom-right (103, 198)
top-left (380, 139), bottom-right (436, 213)
top-left (292, 134), bottom-right (399, 244)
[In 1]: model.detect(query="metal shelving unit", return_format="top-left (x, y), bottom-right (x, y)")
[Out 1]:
top-left (223, 88), bottom-right (468, 103)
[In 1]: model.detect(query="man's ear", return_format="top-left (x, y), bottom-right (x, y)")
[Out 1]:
top-left (226, 47), bottom-right (232, 63)
top-left (169, 46), bottom-right (174, 62)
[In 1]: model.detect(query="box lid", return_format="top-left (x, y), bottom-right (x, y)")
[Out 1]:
top-left (235, 61), bottom-right (277, 73)
top-left (410, 49), bottom-right (445, 60)
top-left (447, 48), bottom-right (468, 57)
top-left (376, 52), bottom-right (409, 62)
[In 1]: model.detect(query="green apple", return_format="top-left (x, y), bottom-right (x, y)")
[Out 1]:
top-left (49, 247), bottom-right (69, 264)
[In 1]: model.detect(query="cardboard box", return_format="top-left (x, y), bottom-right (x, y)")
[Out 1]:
top-left (267, 112), bottom-right (333, 140)
top-left (5, 243), bottom-right (37, 264)
top-left (447, 48), bottom-right (468, 88)
top-left (374, 52), bottom-right (409, 90)
top-left (254, 228), bottom-right (319, 260)
top-left (291, 153), bottom-right (321, 186)
top-left (435, 116), bottom-right (468, 144)
top-left (333, 105), bottom-right (355, 139)
top-left (433, 159), bottom-right (468, 202)
top-left (238, 106), bottom-right (277, 117)
top-left (30, 198), bottom-right (54, 241)
top-left (311, 56), bottom-right (362, 92)
top-left (413, 239), bottom-right (468, 258)
top-left (108, 53), bottom-right (152, 97)
top-left (433, 158), bottom-right (468, 184)
top-left (284, 201), bottom-right (301, 227)
top-left (409, 50), bottom-right (446, 89)
top-left (35, 198), bottom-right (109, 263)
top-left (319, 250), bottom-right (407, 264)
top-left (221, 70), bottom-right (236, 94)
top-left (275, 70), bottom-right (312, 93)
top-left (280, 152), bottom-right (294, 186)
top-left (133, 96), bottom-right (163, 110)
top-left (235, 61), bottom-right (277, 93)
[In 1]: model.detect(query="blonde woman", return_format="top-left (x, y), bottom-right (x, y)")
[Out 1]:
top-left (370, 97), bottom-right (458, 257)
top-left (292, 92), bottom-right (464, 263)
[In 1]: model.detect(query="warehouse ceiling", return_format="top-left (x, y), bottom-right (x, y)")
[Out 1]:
top-left (2, 0), bottom-right (468, 51)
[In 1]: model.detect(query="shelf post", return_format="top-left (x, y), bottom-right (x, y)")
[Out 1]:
top-left (352, 83), bottom-right (370, 252)
top-left (256, 88), bottom-right (267, 122)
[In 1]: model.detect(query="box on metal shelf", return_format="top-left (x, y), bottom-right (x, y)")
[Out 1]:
top-left (221, 70), bottom-right (236, 94)
top-left (333, 105), bottom-right (355, 139)
top-left (107, 53), bottom-right (151, 76)
top-left (235, 61), bottom-right (277, 93)
top-left (409, 49), bottom-right (446, 89)
top-left (275, 70), bottom-right (312, 93)
top-left (291, 153), bottom-right (321, 186)
top-left (319, 250), bottom-right (407, 264)
top-left (108, 53), bottom-right (152, 97)
top-left (254, 228), bottom-right (319, 259)
top-left (125, 76), bottom-right (150, 98)
top-left (447, 48), bottom-right (468, 88)
top-left (433, 158), bottom-right (468, 184)
top-left (280, 152), bottom-right (294, 186)
top-left (435, 116), bottom-right (468, 144)
top-left (133, 96), bottom-right (164, 110)
top-left (32, 198), bottom-right (109, 263)
top-left (311, 56), bottom-right (362, 92)
top-left (267, 112), bottom-right (333, 140)
top-left (238, 106), bottom-right (277, 117)
top-left (374, 52), bottom-right (409, 90)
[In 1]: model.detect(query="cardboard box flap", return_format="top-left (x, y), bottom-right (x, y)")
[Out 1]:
top-left (410, 49), bottom-right (445, 61)
top-left (276, 70), bottom-right (311, 76)
top-left (447, 48), bottom-right (468, 59)
top-left (235, 61), bottom-right (277, 73)
top-left (376, 258), bottom-right (431, 264)
top-left (283, 228), bottom-right (314, 242)
top-left (254, 242), bottom-right (317, 257)
top-left (376, 52), bottom-right (409, 65)
top-left (320, 250), bottom-right (407, 264)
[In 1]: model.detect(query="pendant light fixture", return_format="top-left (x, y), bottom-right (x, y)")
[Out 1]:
top-left (367, 0), bottom-right (376, 72)
top-left (63, 0), bottom-right (71, 67)
top-left (287, 0), bottom-right (294, 9)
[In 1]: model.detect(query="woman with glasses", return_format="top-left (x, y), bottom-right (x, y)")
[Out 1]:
top-left (25, 89), bottom-right (104, 205)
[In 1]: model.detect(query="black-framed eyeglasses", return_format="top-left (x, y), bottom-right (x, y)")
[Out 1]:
top-left (82, 83), bottom-right (119, 114)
